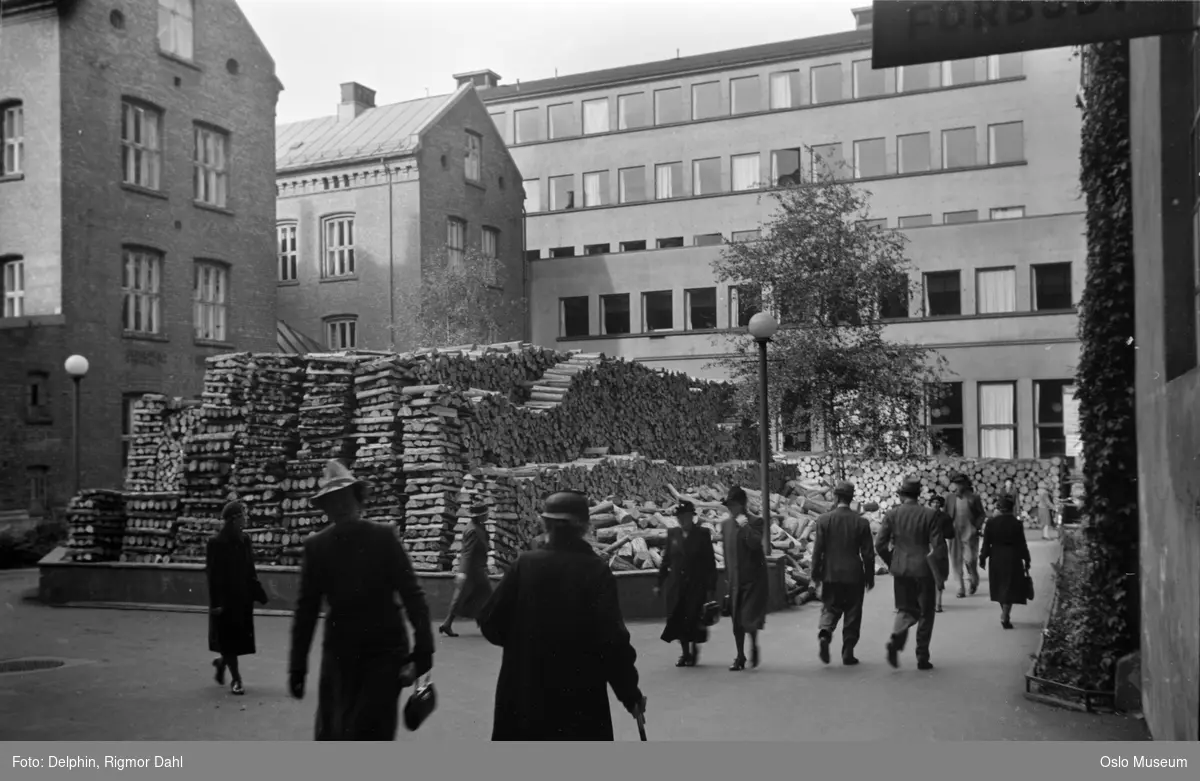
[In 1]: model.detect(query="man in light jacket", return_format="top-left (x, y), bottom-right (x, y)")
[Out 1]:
top-left (946, 472), bottom-right (987, 598)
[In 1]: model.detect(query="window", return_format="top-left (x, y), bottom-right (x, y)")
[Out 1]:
top-left (694, 233), bottom-right (723, 246)
top-left (692, 81), bottom-right (723, 120)
top-left (990, 206), bottom-right (1025, 220)
top-left (488, 111), bottom-right (508, 143)
top-left (898, 214), bottom-right (933, 228)
top-left (560, 297), bottom-right (588, 337)
top-left (525, 249), bottom-right (541, 262)
top-left (770, 70), bottom-right (802, 109)
top-left (987, 53), bottom-right (1023, 80)
top-left (620, 240), bottom-right (647, 252)
top-left (693, 158), bottom-right (722, 195)
top-left (193, 262), bottom-right (227, 342)
top-left (924, 270), bottom-right (961, 316)
top-left (927, 382), bottom-right (964, 456)
top-left (549, 246), bottom-right (575, 258)
top-left (618, 93), bottom-right (648, 130)
top-left (322, 216), bottom-right (355, 277)
top-left (642, 291), bottom-right (673, 332)
top-left (1033, 262), bottom-right (1073, 310)
top-left (26, 371), bottom-right (50, 423)
top-left (943, 210), bottom-right (978, 224)
top-left (582, 171), bottom-right (608, 207)
top-left (584, 243), bottom-right (610, 256)
top-left (549, 175), bottom-right (575, 211)
top-left (942, 58), bottom-right (983, 86)
top-left (730, 76), bottom-right (761, 115)
top-left (976, 268), bottom-right (1017, 314)
top-left (655, 162), bottom-right (682, 200)
top-left (852, 60), bottom-right (887, 98)
top-left (771, 149), bottom-right (802, 186)
top-left (277, 223), bottom-right (297, 282)
top-left (27, 466), bottom-right (49, 513)
top-left (898, 132), bottom-right (931, 174)
top-left (731, 230), bottom-right (761, 243)
top-left (731, 284), bottom-right (762, 327)
top-left (2, 102), bottom-right (23, 176)
top-left (193, 125), bottom-right (229, 207)
top-left (656, 237), bottom-right (684, 249)
top-left (514, 108), bottom-right (541, 143)
top-left (464, 132), bottom-right (481, 182)
top-left (600, 293), bottom-right (630, 335)
top-left (482, 227), bottom-right (499, 260)
top-left (879, 272), bottom-right (909, 319)
top-left (618, 166), bottom-right (646, 203)
top-left (810, 64), bottom-right (843, 104)
top-left (942, 127), bottom-right (976, 168)
top-left (158, 0), bottom-right (194, 60)
top-left (121, 101), bottom-right (162, 190)
top-left (979, 382), bottom-right (1017, 459)
top-left (685, 287), bottom-right (717, 330)
top-left (1035, 379), bottom-right (1072, 458)
top-left (447, 218), bottom-right (466, 265)
top-left (654, 87), bottom-right (683, 125)
top-left (898, 63), bottom-right (939, 92)
top-left (582, 98), bottom-right (609, 134)
top-left (2, 257), bottom-right (24, 317)
top-left (326, 317), bottom-right (357, 350)
top-left (853, 138), bottom-right (886, 178)
top-left (988, 121), bottom-right (1024, 164)
top-left (731, 153), bottom-right (760, 191)
top-left (122, 249), bottom-right (162, 334)
top-left (523, 179), bottom-right (541, 212)
top-left (859, 218), bottom-right (887, 230)
top-left (811, 143), bottom-right (844, 179)
top-left (548, 103), bottom-right (579, 139)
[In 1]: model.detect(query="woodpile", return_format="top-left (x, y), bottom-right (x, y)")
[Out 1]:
top-left (118, 492), bottom-right (181, 563)
top-left (124, 394), bottom-right (170, 492)
top-left (396, 342), bottom-right (565, 401)
top-left (66, 490), bottom-right (126, 562)
top-left (352, 356), bottom-right (410, 528)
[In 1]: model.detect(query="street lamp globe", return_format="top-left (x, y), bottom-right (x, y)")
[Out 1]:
top-left (64, 354), bottom-right (90, 378)
top-left (747, 312), bottom-right (779, 341)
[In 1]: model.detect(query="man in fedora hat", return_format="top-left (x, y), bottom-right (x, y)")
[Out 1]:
top-left (439, 502), bottom-right (494, 638)
top-left (288, 459), bottom-right (435, 740)
top-left (946, 471), bottom-right (986, 598)
top-left (874, 477), bottom-right (945, 670)
top-left (811, 481), bottom-right (874, 666)
top-left (478, 490), bottom-right (646, 740)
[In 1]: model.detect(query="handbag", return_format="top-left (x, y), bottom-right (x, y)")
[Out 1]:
top-left (720, 594), bottom-right (732, 618)
top-left (702, 600), bottom-right (721, 627)
top-left (1023, 569), bottom-right (1035, 601)
top-left (403, 674), bottom-right (437, 732)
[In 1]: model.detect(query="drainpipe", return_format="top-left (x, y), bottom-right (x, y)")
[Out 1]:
top-left (522, 205), bottom-right (530, 342)
top-left (383, 157), bottom-right (395, 351)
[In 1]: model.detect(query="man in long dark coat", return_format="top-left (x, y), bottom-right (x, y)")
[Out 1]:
top-left (811, 481), bottom-right (874, 666)
top-left (875, 478), bottom-right (945, 671)
top-left (288, 460), bottom-right (435, 740)
top-left (478, 490), bottom-right (646, 741)
top-left (654, 500), bottom-right (717, 667)
top-left (721, 486), bottom-right (768, 671)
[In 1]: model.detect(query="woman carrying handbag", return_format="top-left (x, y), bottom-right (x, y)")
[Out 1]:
top-left (653, 501), bottom-right (718, 667)
top-left (978, 494), bottom-right (1033, 630)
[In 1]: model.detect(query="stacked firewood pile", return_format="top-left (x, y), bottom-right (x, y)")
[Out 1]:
top-left (124, 394), bottom-right (170, 492)
top-left (66, 490), bottom-right (126, 562)
top-left (351, 356), bottom-right (408, 529)
top-left (118, 492), bottom-right (181, 563)
top-left (397, 342), bottom-right (566, 401)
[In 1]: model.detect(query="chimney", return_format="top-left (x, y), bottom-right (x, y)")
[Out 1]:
top-left (852, 6), bottom-right (873, 28)
top-left (452, 69), bottom-right (502, 91)
top-left (338, 82), bottom-right (376, 122)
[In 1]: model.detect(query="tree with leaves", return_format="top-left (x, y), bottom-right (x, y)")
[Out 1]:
top-left (392, 246), bottom-right (527, 351)
top-left (710, 152), bottom-right (947, 472)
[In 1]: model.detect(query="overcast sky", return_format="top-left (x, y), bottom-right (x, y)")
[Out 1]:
top-left (237, 0), bottom-right (864, 125)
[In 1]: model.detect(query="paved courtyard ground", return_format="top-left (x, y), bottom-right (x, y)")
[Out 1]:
top-left (0, 534), bottom-right (1149, 741)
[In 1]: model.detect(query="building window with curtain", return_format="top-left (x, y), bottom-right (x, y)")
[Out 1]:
top-left (685, 287), bottom-right (717, 330)
top-left (158, 0), bottom-right (194, 60)
top-left (582, 171), bottom-right (608, 207)
top-left (898, 63), bottom-right (939, 92)
top-left (2, 256), bottom-right (24, 317)
top-left (771, 149), bottom-right (802, 186)
top-left (447, 217), bottom-right (466, 265)
top-left (2, 102), bottom-right (24, 176)
top-left (942, 58), bottom-right (983, 86)
top-left (693, 157), bottom-right (722, 195)
top-left (655, 162), bottom-right (682, 200)
top-left (988, 121), bottom-right (1024, 164)
top-left (600, 293), bottom-right (630, 335)
top-left (193, 125), bottom-right (229, 207)
top-left (978, 381), bottom-right (1017, 458)
top-left (927, 382), bottom-right (964, 456)
top-left (1033, 262), bottom-right (1073, 310)
top-left (769, 70), bottom-right (802, 109)
top-left (560, 296), bottom-right (588, 338)
top-left (730, 284), bottom-right (762, 327)
top-left (924, 270), bottom-right (961, 316)
top-left (942, 127), bottom-right (977, 168)
top-left (654, 87), bottom-right (684, 125)
top-left (277, 223), bottom-right (297, 282)
top-left (121, 101), bottom-right (162, 190)
top-left (987, 53), bottom-right (1023, 80)
top-left (692, 81), bottom-right (723, 120)
top-left (898, 132), bottom-right (931, 174)
top-left (322, 215), bottom-right (355, 277)
top-left (482, 227), bottom-right (499, 260)
top-left (811, 143), bottom-right (844, 179)
top-left (193, 261), bottom-right (228, 342)
top-left (810, 64), bottom-right (843, 104)
top-left (617, 93), bottom-right (648, 130)
top-left (464, 131), bottom-right (481, 181)
top-left (731, 76), bottom-right (761, 115)
top-left (326, 317), bottom-right (357, 350)
top-left (523, 179), bottom-right (540, 212)
top-left (990, 206), bottom-right (1025, 220)
top-left (122, 248), bottom-right (162, 334)
top-left (548, 103), bottom-right (580, 139)
top-left (852, 59), bottom-right (888, 98)
top-left (642, 291), bottom-right (673, 331)
top-left (618, 166), bottom-right (646, 203)
top-left (853, 138), bottom-right (886, 178)
top-left (731, 153), bottom-right (760, 191)
top-left (549, 175), bottom-right (574, 211)
top-left (1034, 379), bottom-right (1072, 458)
top-left (976, 267), bottom-right (1016, 314)
top-left (582, 98), bottom-right (609, 134)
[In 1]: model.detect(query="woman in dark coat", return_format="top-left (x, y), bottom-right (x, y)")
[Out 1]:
top-left (439, 503), bottom-right (494, 637)
top-left (979, 494), bottom-right (1032, 629)
top-left (654, 500), bottom-right (717, 667)
top-left (206, 500), bottom-right (269, 695)
top-left (927, 496), bottom-right (955, 613)
top-left (720, 486), bottom-right (769, 671)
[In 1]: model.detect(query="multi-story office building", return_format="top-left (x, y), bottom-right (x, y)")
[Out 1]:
top-left (479, 6), bottom-right (1085, 460)
top-left (0, 0), bottom-right (281, 512)
top-left (274, 76), bottom-right (525, 352)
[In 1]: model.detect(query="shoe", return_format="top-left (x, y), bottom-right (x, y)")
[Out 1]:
top-left (886, 638), bottom-right (899, 669)
top-left (917, 659), bottom-right (934, 671)
top-left (818, 636), bottom-right (831, 664)
top-left (969, 584), bottom-right (978, 596)
top-left (438, 625), bottom-right (458, 638)
top-left (1001, 620), bottom-right (1013, 629)
top-left (935, 606), bottom-right (944, 613)
top-left (230, 680), bottom-right (245, 695)
top-left (729, 656), bottom-right (746, 671)
top-left (676, 654), bottom-right (692, 667)
top-left (212, 659), bottom-right (226, 686)
top-left (750, 642), bottom-right (760, 668)
top-left (842, 655), bottom-right (860, 666)
top-left (691, 644), bottom-right (701, 666)
top-left (956, 591), bottom-right (966, 599)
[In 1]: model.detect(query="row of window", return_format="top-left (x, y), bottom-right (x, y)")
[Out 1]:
top-left (555, 262), bottom-right (1073, 338)
top-left (924, 379), bottom-right (1074, 461)
top-left (275, 216), bottom-right (501, 282)
top-left (522, 122), bottom-right (1025, 213)
top-left (0, 98), bottom-right (230, 209)
top-left (491, 53), bottom-right (1023, 145)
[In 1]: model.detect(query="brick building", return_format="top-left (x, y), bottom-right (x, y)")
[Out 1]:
top-left (0, 0), bottom-right (281, 514)
top-left (274, 76), bottom-right (525, 351)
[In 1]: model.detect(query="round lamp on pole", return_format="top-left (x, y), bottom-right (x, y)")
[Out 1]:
top-left (747, 312), bottom-right (778, 558)
top-left (64, 354), bottom-right (89, 496)
top-left (747, 312), bottom-right (779, 341)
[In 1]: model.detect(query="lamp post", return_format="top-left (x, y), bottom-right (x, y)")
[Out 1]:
top-left (64, 354), bottom-right (89, 496)
top-left (747, 312), bottom-right (778, 558)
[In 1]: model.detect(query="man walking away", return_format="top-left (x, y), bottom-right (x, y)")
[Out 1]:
top-left (947, 472), bottom-right (986, 598)
top-left (875, 478), bottom-right (945, 671)
top-left (811, 481), bottom-right (874, 666)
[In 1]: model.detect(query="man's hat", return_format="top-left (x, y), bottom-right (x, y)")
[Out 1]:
top-left (310, 459), bottom-right (369, 507)
top-left (467, 502), bottom-right (489, 518)
top-left (832, 481), bottom-right (855, 499)
top-left (675, 500), bottom-right (696, 515)
top-left (950, 471), bottom-right (970, 485)
top-left (723, 486), bottom-right (748, 506)
top-left (541, 491), bottom-right (589, 523)
top-left (897, 478), bottom-right (922, 497)
top-left (996, 494), bottom-right (1016, 512)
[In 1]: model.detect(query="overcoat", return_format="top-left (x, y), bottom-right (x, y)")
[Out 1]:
top-left (721, 514), bottom-right (768, 633)
top-left (478, 536), bottom-right (643, 741)
top-left (206, 531), bottom-right (267, 657)
top-left (449, 524), bottom-right (493, 619)
top-left (980, 513), bottom-right (1032, 605)
top-left (656, 525), bottom-right (717, 644)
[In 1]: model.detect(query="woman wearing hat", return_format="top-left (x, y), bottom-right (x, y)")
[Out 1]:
top-left (439, 503), bottom-right (494, 638)
top-left (205, 500), bottom-right (269, 696)
top-left (979, 494), bottom-right (1032, 629)
top-left (654, 500), bottom-right (717, 667)
top-left (721, 486), bottom-right (769, 671)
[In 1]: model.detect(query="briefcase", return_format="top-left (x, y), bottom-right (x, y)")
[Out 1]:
top-left (403, 675), bottom-right (437, 732)
top-left (702, 600), bottom-right (721, 626)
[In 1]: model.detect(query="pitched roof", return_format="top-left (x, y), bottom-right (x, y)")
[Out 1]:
top-left (276, 320), bottom-right (324, 355)
top-left (480, 28), bottom-right (872, 103)
top-left (276, 88), bottom-right (464, 172)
